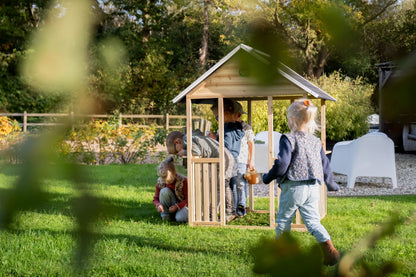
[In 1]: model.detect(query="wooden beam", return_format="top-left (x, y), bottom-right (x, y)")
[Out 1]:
top-left (320, 99), bottom-right (326, 152)
top-left (203, 163), bottom-right (210, 221)
top-left (211, 163), bottom-right (218, 222)
top-left (195, 163), bottom-right (201, 222)
top-left (191, 157), bottom-right (220, 163)
top-left (218, 97), bottom-right (226, 226)
top-left (186, 96), bottom-right (194, 225)
top-left (247, 99), bottom-right (252, 126)
top-left (247, 99), bottom-right (254, 212)
top-left (267, 96), bottom-right (275, 228)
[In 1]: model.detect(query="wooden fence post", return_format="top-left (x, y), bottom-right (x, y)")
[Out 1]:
top-left (118, 113), bottom-right (122, 128)
top-left (70, 111), bottom-right (74, 131)
top-left (23, 111), bottom-right (27, 132)
top-left (165, 113), bottom-right (169, 131)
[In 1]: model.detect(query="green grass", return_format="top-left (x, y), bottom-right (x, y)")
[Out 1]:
top-left (0, 163), bottom-right (415, 276)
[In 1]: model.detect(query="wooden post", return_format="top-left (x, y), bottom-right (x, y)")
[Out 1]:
top-left (247, 100), bottom-right (252, 126)
top-left (320, 99), bottom-right (326, 152)
top-left (247, 100), bottom-right (254, 212)
top-left (218, 97), bottom-right (225, 226)
top-left (211, 163), bottom-right (218, 222)
top-left (70, 111), bottom-right (74, 131)
top-left (267, 96), bottom-right (275, 227)
top-left (186, 96), bottom-right (194, 225)
top-left (23, 111), bottom-right (27, 132)
top-left (195, 163), bottom-right (202, 222)
top-left (203, 163), bottom-right (210, 221)
top-left (118, 113), bottom-right (122, 128)
top-left (166, 113), bottom-right (169, 131)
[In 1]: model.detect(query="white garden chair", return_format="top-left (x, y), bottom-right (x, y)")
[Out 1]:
top-left (330, 132), bottom-right (397, 189)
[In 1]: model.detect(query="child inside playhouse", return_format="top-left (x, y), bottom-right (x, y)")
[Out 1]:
top-left (166, 130), bottom-right (235, 216)
top-left (262, 98), bottom-right (340, 266)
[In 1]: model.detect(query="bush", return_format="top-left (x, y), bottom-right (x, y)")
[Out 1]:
top-left (0, 116), bottom-right (23, 163)
top-left (58, 119), bottom-right (167, 165)
top-left (249, 100), bottom-right (291, 134)
top-left (247, 71), bottom-right (375, 141)
top-left (313, 71), bottom-right (375, 141)
top-left (204, 100), bottom-right (291, 135)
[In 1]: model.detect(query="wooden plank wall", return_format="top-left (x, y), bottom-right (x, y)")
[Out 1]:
top-left (190, 160), bottom-right (221, 226)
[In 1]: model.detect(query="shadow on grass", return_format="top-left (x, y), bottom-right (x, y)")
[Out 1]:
top-left (0, 163), bottom-right (159, 190)
top-left (0, 187), bottom-right (162, 225)
top-left (8, 225), bottom-right (237, 258)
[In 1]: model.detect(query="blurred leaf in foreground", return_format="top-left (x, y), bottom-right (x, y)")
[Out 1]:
top-left (251, 233), bottom-right (323, 277)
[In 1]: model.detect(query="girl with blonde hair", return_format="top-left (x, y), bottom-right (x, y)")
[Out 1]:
top-left (263, 98), bottom-right (340, 266)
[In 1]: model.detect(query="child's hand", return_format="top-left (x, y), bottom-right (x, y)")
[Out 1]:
top-left (169, 205), bottom-right (179, 213)
top-left (177, 149), bottom-right (185, 157)
top-left (208, 132), bottom-right (218, 140)
top-left (157, 204), bottom-right (164, 213)
top-left (327, 181), bottom-right (340, 192)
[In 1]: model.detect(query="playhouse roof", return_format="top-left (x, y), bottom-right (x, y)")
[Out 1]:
top-left (172, 44), bottom-right (337, 104)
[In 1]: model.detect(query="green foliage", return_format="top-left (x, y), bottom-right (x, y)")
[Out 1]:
top-left (0, 1), bottom-right (68, 113)
top-left (266, 0), bottom-right (363, 78)
top-left (250, 100), bottom-right (291, 134)
top-left (252, 234), bottom-right (324, 277)
top-left (58, 119), bottom-right (166, 165)
top-left (312, 71), bottom-right (376, 141)
top-left (247, 72), bottom-right (374, 141)
top-left (206, 100), bottom-right (290, 135)
top-left (1, 0), bottom-right (416, 116)
top-left (0, 116), bottom-right (22, 148)
top-left (0, 50), bottom-right (66, 112)
top-left (0, 116), bottom-right (24, 163)
top-left (251, 212), bottom-right (407, 277)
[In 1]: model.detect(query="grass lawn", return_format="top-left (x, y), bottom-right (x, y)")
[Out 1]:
top-left (0, 163), bottom-right (414, 276)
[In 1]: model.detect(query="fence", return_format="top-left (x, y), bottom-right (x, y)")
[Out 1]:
top-left (0, 112), bottom-right (212, 134)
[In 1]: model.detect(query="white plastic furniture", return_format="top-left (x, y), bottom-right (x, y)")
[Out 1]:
top-left (330, 132), bottom-right (397, 188)
top-left (254, 131), bottom-right (282, 173)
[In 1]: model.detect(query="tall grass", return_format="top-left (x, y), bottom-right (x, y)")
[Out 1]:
top-left (0, 163), bottom-right (414, 276)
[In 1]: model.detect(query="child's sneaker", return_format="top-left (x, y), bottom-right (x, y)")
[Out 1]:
top-left (237, 205), bottom-right (246, 217)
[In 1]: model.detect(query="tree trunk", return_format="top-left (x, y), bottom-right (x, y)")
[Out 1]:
top-left (199, 0), bottom-right (210, 70)
top-left (314, 48), bottom-right (330, 78)
top-left (142, 7), bottom-right (150, 43)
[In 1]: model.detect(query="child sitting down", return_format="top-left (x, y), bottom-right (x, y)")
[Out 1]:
top-left (153, 156), bottom-right (188, 222)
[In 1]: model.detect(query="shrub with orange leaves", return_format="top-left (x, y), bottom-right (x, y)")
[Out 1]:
top-left (0, 116), bottom-right (22, 151)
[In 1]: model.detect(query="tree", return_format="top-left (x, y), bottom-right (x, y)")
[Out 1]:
top-left (259, 0), bottom-right (400, 78)
top-left (364, 0), bottom-right (416, 65)
top-left (199, 0), bottom-right (210, 70)
top-left (0, 0), bottom-right (105, 113)
top-left (327, 0), bottom-right (415, 83)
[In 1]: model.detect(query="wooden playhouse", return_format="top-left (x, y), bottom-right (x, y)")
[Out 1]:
top-left (172, 44), bottom-right (337, 230)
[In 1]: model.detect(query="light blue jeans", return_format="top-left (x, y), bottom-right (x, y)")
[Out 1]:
top-left (276, 180), bottom-right (330, 243)
top-left (230, 163), bottom-right (248, 212)
top-left (159, 187), bottom-right (188, 222)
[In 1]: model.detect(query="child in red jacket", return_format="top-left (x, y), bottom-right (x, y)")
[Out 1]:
top-left (153, 156), bottom-right (188, 222)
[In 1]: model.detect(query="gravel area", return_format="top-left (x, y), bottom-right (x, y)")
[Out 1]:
top-left (253, 153), bottom-right (416, 197)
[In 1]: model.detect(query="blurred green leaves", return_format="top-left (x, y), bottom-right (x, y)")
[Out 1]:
top-left (21, 0), bottom-right (94, 95)
top-left (251, 211), bottom-right (412, 276)
top-left (2, 0), bottom-right (126, 269)
top-left (251, 233), bottom-right (323, 277)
